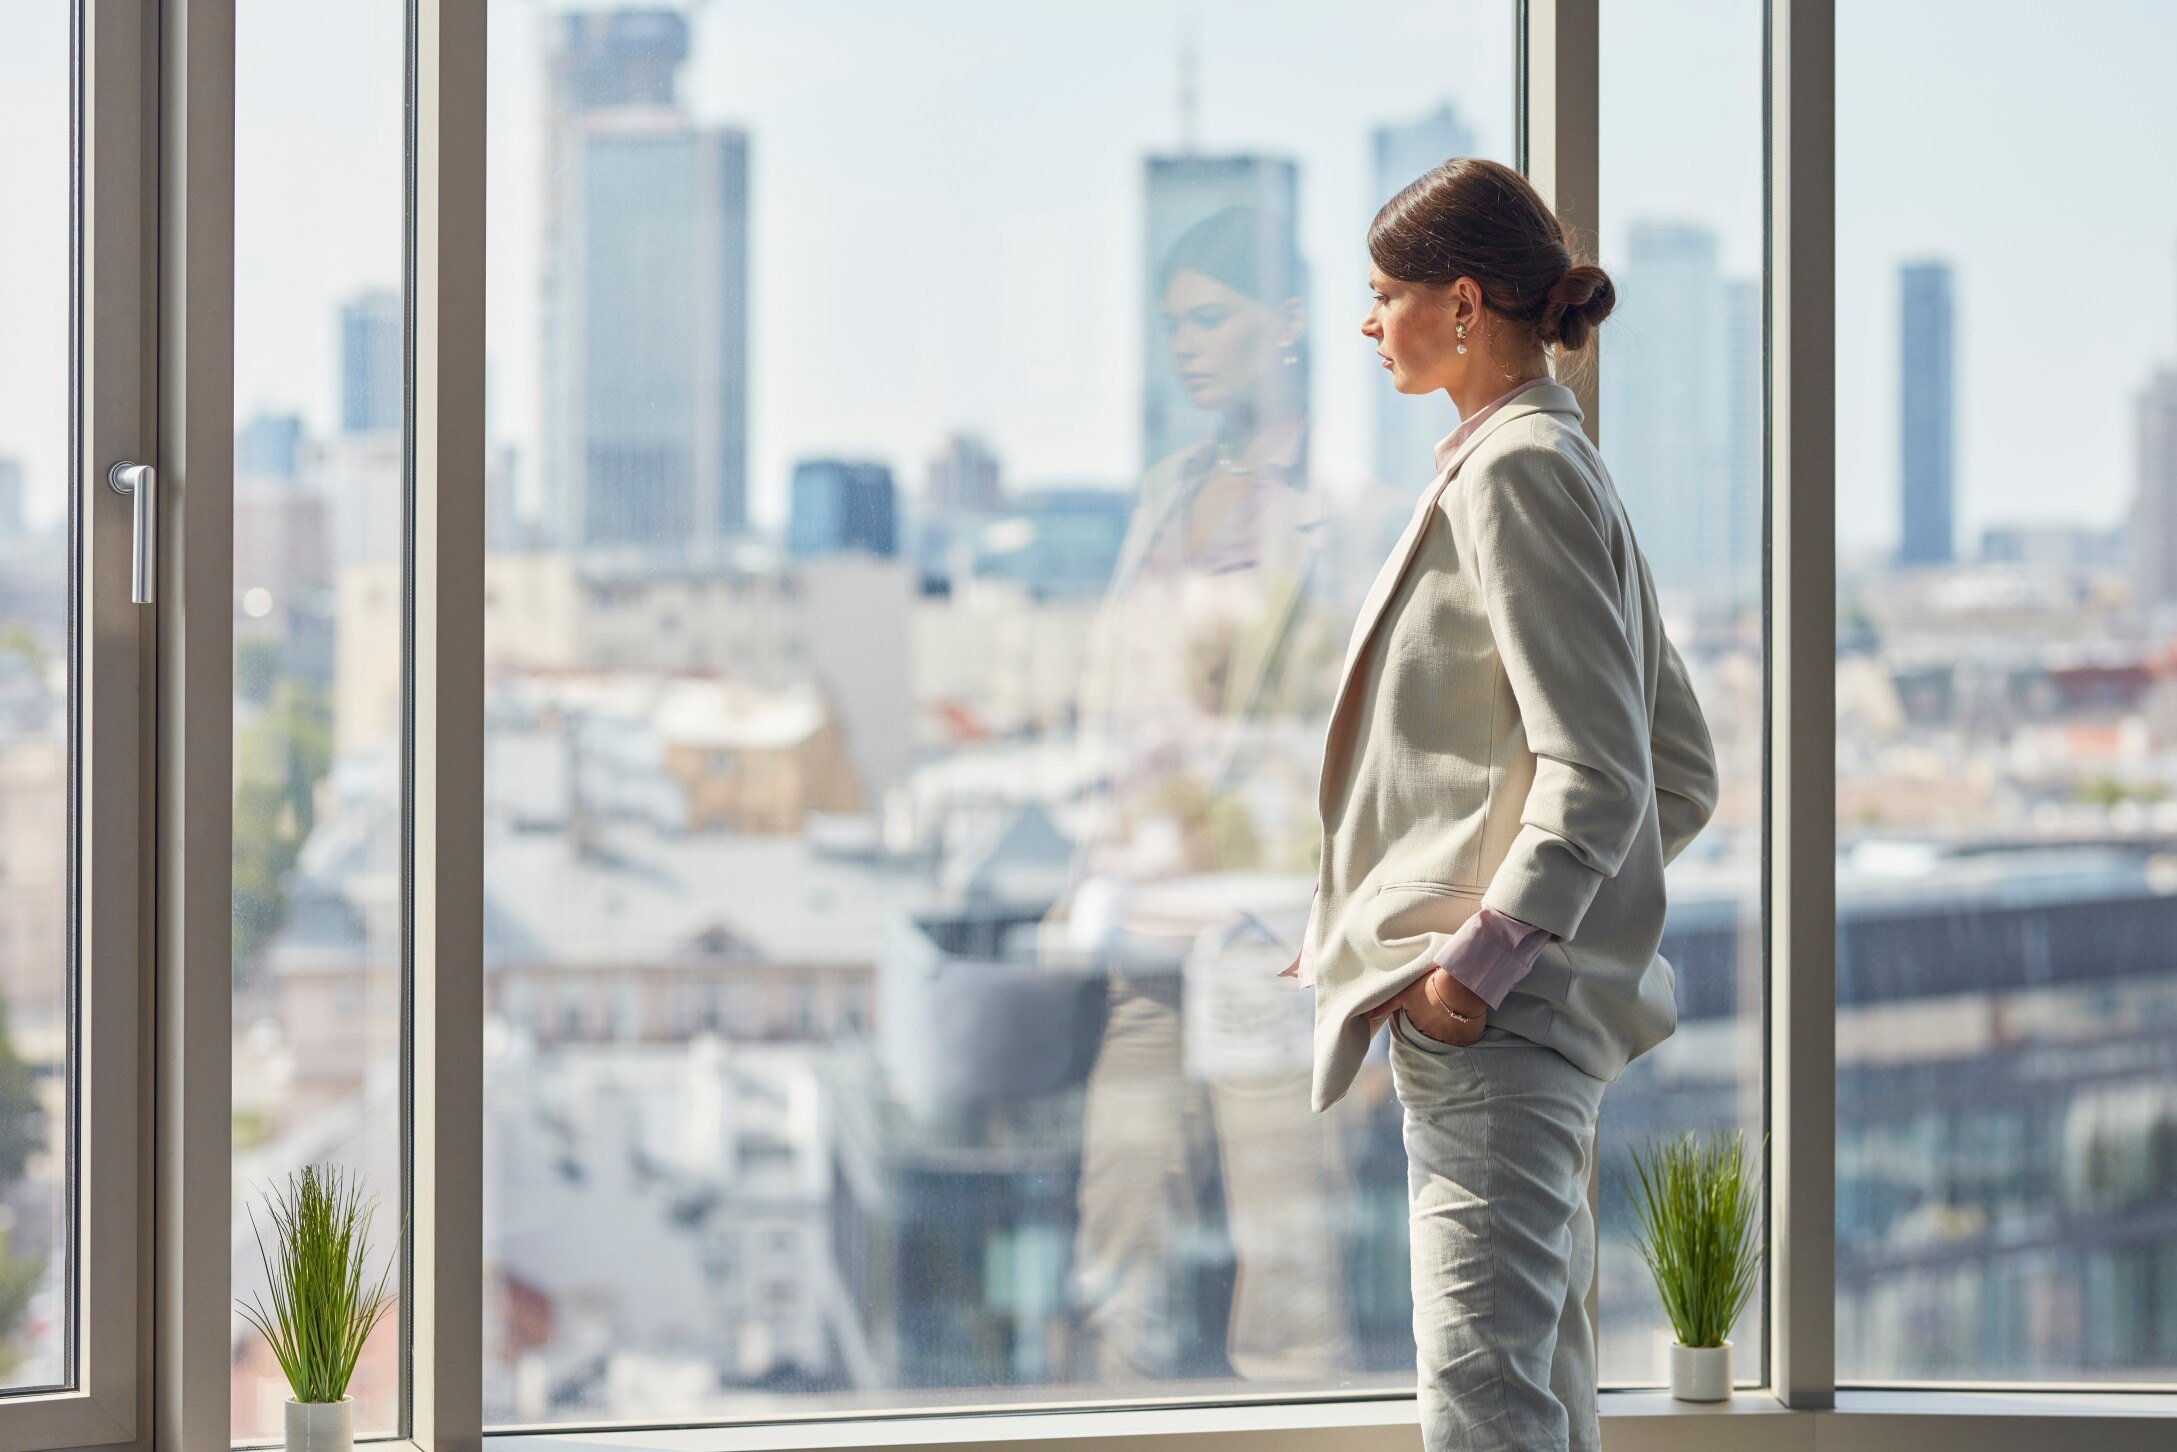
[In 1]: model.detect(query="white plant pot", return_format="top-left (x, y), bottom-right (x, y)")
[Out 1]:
top-left (285, 1395), bottom-right (354, 1452)
top-left (1668, 1339), bottom-right (1732, 1401)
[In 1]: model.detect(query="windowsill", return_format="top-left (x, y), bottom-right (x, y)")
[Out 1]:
top-left (480, 1384), bottom-right (2177, 1452)
top-left (1831, 1386), bottom-right (2177, 1416)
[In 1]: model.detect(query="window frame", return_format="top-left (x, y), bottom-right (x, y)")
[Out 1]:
top-left (0, 0), bottom-right (159, 1445)
top-left (17, 0), bottom-right (2168, 1447)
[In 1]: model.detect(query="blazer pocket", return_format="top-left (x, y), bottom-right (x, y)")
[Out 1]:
top-left (1375, 880), bottom-right (1487, 898)
top-left (1367, 879), bottom-right (1488, 947)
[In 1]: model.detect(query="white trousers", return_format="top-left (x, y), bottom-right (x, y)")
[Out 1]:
top-left (1390, 1009), bottom-right (1607, 1452)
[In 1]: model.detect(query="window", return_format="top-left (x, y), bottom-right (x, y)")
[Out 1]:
top-left (0, 0), bottom-right (79, 1398)
top-left (0, 1), bottom-right (152, 1441)
top-left (480, 0), bottom-right (1517, 1423)
top-left (15, 2), bottom-right (2177, 1448)
top-left (1598, 0), bottom-right (1767, 1387)
top-left (229, 0), bottom-right (409, 1437)
top-left (1834, 0), bottom-right (2177, 1385)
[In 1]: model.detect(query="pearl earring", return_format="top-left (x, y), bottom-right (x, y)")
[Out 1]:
top-left (1455, 321), bottom-right (1468, 356)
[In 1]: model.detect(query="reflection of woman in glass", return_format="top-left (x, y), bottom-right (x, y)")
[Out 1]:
top-left (1051, 204), bottom-right (1353, 1385)
top-left (1070, 205), bottom-right (1325, 881)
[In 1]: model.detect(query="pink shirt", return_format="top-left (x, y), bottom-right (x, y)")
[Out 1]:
top-left (1280, 375), bottom-right (1559, 1011)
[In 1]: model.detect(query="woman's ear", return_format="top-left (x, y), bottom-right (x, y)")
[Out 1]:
top-left (1449, 276), bottom-right (1483, 329)
top-left (1276, 295), bottom-right (1306, 350)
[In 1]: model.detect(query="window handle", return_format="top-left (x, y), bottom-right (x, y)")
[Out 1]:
top-left (107, 460), bottom-right (155, 604)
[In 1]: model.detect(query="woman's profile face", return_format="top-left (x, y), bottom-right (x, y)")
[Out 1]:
top-left (1160, 268), bottom-right (1280, 411)
top-left (1362, 265), bottom-right (1461, 396)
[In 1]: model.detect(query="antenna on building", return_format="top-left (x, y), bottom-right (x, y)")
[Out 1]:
top-left (1177, 22), bottom-right (1199, 154)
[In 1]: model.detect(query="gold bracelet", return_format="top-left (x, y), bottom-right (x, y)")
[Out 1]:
top-left (1425, 969), bottom-right (1475, 1023)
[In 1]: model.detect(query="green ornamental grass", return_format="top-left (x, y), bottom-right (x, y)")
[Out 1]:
top-left (1621, 1128), bottom-right (1766, 1349)
top-left (237, 1165), bottom-right (399, 1403)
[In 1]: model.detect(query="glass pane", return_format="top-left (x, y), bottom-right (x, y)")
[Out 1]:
top-left (1837, 0), bottom-right (2177, 1383)
top-left (1597, 0), bottom-right (1767, 1387)
top-left (483, 0), bottom-right (1514, 1423)
top-left (0, 0), bottom-right (75, 1396)
top-left (230, 1), bottom-right (406, 1436)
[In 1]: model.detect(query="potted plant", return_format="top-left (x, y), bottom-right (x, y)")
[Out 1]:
top-left (237, 1165), bottom-right (398, 1452)
top-left (1621, 1127), bottom-right (1766, 1401)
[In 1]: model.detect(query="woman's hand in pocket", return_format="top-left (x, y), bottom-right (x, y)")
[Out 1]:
top-left (1368, 967), bottom-right (1490, 1047)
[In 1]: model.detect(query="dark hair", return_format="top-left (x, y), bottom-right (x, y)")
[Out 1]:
top-left (1156, 202), bottom-right (1312, 400)
top-left (1367, 157), bottom-right (1614, 365)
top-left (1158, 203), bottom-right (1308, 307)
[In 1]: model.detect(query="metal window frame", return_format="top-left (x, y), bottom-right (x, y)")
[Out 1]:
top-left (1767, 0), bottom-right (1838, 1418)
top-left (0, 0), bottom-right (163, 1446)
top-left (30, 0), bottom-right (2173, 1448)
top-left (151, 0), bottom-right (236, 1441)
top-left (405, 0), bottom-right (487, 1447)
top-left (1520, 0), bottom-right (1606, 1361)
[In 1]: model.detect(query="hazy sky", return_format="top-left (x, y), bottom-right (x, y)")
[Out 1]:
top-left (3, 0), bottom-right (2174, 558)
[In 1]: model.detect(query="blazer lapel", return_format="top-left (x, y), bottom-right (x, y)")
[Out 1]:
top-left (1315, 383), bottom-right (1580, 813)
top-left (1104, 452), bottom-right (1198, 599)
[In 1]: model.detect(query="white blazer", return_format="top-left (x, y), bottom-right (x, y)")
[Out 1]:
top-left (1304, 378), bottom-right (1720, 1111)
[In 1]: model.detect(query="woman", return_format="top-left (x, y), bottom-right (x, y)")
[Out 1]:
top-left (1300, 158), bottom-right (1721, 1450)
top-left (1054, 204), bottom-right (1352, 1383)
top-left (1070, 201), bottom-right (1325, 872)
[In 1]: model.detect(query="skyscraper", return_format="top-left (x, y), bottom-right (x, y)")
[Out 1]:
top-left (236, 411), bottom-right (305, 486)
top-left (2128, 367), bottom-right (2177, 611)
top-left (0, 458), bottom-right (22, 542)
top-left (1898, 260), bottom-right (1956, 566)
top-left (1140, 154), bottom-right (1302, 474)
top-left (1368, 102), bottom-right (1476, 486)
top-left (1602, 222), bottom-right (1735, 608)
top-left (542, 7), bottom-right (750, 565)
top-left (326, 294), bottom-right (405, 566)
top-left (787, 460), bottom-right (897, 559)
top-left (339, 290), bottom-right (402, 436)
top-left (925, 434), bottom-right (1002, 514)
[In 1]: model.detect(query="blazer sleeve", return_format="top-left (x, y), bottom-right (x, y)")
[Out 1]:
top-left (1650, 626), bottom-right (1721, 867)
top-left (1464, 442), bottom-right (1655, 942)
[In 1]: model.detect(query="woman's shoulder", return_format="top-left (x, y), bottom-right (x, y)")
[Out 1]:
top-left (1449, 409), bottom-right (1621, 535)
top-left (1460, 406), bottom-right (1608, 490)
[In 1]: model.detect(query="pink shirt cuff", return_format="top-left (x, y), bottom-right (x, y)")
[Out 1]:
top-left (1431, 906), bottom-right (1552, 1010)
top-left (1276, 889), bottom-right (1549, 1007)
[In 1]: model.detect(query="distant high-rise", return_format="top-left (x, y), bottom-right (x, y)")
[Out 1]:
top-left (787, 460), bottom-right (897, 559)
top-left (339, 290), bottom-right (402, 436)
top-left (1721, 277), bottom-right (1764, 614)
top-left (542, 7), bottom-right (750, 564)
top-left (237, 412), bottom-right (305, 486)
top-left (1602, 222), bottom-right (1736, 608)
top-left (1368, 102), bottom-right (1476, 485)
top-left (1898, 261), bottom-right (1956, 566)
top-left (2129, 367), bottom-right (2177, 609)
top-left (926, 434), bottom-right (1002, 514)
top-left (0, 458), bottom-right (23, 541)
top-left (1140, 154), bottom-right (1302, 474)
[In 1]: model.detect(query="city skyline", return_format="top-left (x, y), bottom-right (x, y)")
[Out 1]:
top-left (10, 3), bottom-right (2172, 556)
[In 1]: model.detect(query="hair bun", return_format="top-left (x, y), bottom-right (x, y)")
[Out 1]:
top-left (1539, 262), bottom-right (1616, 351)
